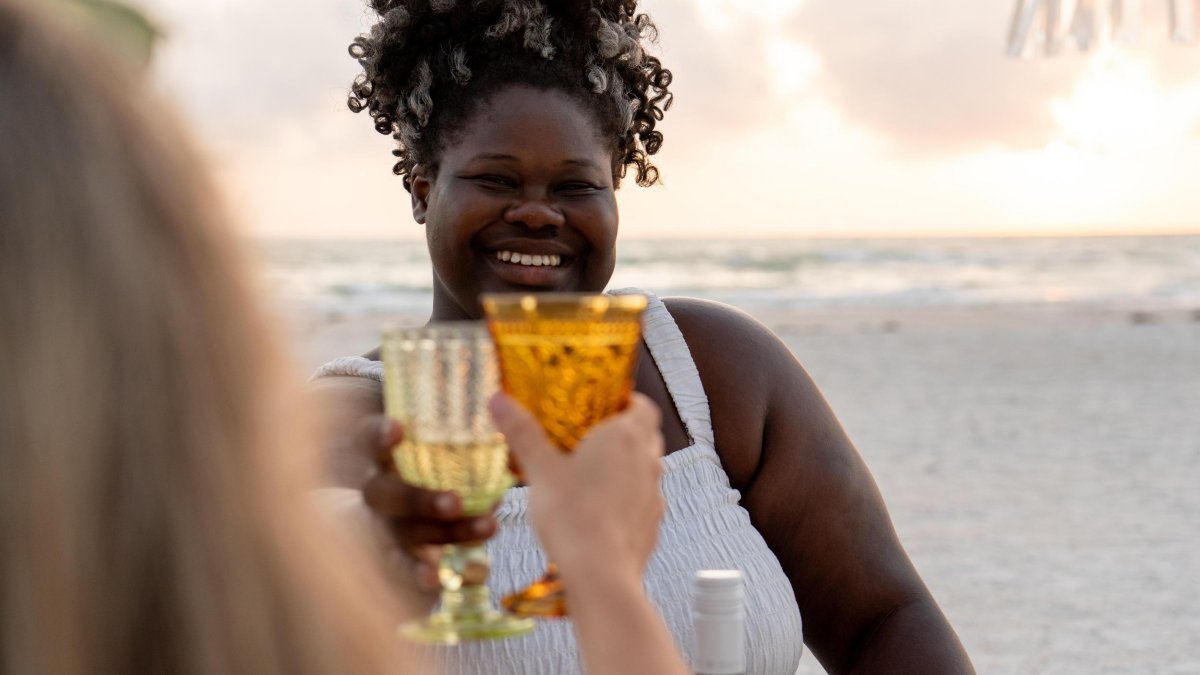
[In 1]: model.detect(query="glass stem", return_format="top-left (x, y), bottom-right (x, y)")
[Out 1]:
top-left (433, 543), bottom-right (495, 624)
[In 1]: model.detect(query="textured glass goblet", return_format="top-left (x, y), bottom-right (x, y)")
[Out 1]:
top-left (481, 293), bottom-right (648, 618)
top-left (382, 323), bottom-right (534, 643)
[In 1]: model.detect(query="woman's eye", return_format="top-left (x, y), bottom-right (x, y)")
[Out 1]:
top-left (559, 182), bottom-right (598, 194)
top-left (473, 175), bottom-right (514, 188)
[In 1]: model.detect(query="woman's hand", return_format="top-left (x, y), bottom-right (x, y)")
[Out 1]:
top-left (488, 392), bottom-right (665, 582)
top-left (356, 415), bottom-right (499, 591)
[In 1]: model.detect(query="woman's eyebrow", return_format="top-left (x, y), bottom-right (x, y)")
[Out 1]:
top-left (561, 158), bottom-right (600, 168)
top-left (468, 152), bottom-right (519, 162)
top-left (466, 153), bottom-right (601, 169)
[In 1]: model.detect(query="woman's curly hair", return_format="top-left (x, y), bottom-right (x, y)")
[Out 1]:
top-left (347, 0), bottom-right (673, 190)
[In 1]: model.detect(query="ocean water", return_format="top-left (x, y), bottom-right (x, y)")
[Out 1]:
top-left (256, 235), bottom-right (1200, 319)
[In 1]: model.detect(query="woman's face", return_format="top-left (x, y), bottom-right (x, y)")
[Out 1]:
top-left (411, 85), bottom-right (619, 320)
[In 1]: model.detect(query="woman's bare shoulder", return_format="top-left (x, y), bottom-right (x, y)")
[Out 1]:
top-left (659, 296), bottom-right (813, 488)
top-left (660, 296), bottom-right (787, 363)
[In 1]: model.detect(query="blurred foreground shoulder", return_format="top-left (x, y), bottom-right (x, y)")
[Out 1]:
top-left (306, 374), bottom-right (384, 487)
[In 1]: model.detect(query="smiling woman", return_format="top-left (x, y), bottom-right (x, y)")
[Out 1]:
top-left (313, 1), bottom-right (975, 674)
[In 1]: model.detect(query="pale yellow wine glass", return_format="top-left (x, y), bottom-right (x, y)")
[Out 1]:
top-left (481, 292), bottom-right (648, 618)
top-left (381, 323), bottom-right (534, 643)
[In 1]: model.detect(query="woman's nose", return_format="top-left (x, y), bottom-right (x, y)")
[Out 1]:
top-left (503, 196), bottom-right (565, 230)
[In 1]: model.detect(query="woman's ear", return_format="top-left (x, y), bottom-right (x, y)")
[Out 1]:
top-left (410, 164), bottom-right (431, 225)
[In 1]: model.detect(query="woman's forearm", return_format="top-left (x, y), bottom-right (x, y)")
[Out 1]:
top-left (564, 563), bottom-right (690, 675)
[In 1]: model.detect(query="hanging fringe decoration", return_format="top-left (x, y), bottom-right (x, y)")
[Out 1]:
top-left (1008, 0), bottom-right (1198, 56)
top-left (1170, 0), bottom-right (1199, 41)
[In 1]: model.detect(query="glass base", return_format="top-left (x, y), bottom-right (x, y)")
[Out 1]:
top-left (398, 543), bottom-right (535, 644)
top-left (399, 609), bottom-right (534, 645)
top-left (501, 564), bottom-right (569, 618)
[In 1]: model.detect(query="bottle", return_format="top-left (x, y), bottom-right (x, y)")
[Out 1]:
top-left (692, 570), bottom-right (746, 675)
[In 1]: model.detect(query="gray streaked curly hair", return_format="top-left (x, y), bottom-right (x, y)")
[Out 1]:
top-left (347, 0), bottom-right (673, 190)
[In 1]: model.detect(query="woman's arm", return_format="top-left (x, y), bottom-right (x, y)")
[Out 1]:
top-left (666, 298), bottom-right (974, 674)
top-left (490, 393), bottom-right (689, 675)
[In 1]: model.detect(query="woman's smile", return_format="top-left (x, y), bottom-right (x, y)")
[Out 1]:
top-left (476, 231), bottom-right (581, 289)
top-left (493, 251), bottom-right (563, 267)
top-left (482, 250), bottom-right (570, 288)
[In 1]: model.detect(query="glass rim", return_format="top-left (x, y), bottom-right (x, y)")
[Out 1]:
top-left (480, 292), bottom-right (648, 314)
top-left (381, 320), bottom-right (491, 343)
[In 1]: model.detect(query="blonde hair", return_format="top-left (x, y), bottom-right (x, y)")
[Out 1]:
top-left (0, 1), bottom-right (402, 672)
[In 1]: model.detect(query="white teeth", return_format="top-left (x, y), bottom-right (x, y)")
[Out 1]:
top-left (495, 250), bottom-right (564, 267)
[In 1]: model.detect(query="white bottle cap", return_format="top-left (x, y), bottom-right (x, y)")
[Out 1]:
top-left (693, 569), bottom-right (745, 615)
top-left (693, 570), bottom-right (745, 675)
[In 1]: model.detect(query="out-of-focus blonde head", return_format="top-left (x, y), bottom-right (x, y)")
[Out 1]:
top-left (0, 1), bottom-right (402, 672)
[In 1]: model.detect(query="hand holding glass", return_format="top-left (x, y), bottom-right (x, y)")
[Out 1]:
top-left (482, 292), bottom-right (648, 618)
top-left (381, 323), bottom-right (534, 643)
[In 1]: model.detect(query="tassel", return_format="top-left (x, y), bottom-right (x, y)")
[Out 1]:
top-left (1007, 0), bottom-right (1073, 57)
top-left (1007, 0), bottom-right (1043, 57)
top-left (1009, 0), bottom-right (1200, 55)
top-left (1112, 0), bottom-right (1141, 44)
top-left (1169, 0), bottom-right (1199, 43)
top-left (1071, 0), bottom-right (1100, 49)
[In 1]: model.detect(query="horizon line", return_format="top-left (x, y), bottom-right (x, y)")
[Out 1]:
top-left (247, 227), bottom-right (1200, 243)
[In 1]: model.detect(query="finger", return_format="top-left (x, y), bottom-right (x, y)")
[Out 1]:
top-left (626, 394), bottom-right (665, 459)
top-left (407, 544), bottom-right (443, 567)
top-left (579, 393), bottom-right (664, 458)
top-left (392, 515), bottom-right (498, 547)
top-left (362, 473), bottom-right (463, 521)
top-left (384, 549), bottom-right (440, 593)
top-left (489, 393), bottom-right (557, 482)
top-left (355, 414), bottom-right (404, 470)
top-left (397, 544), bottom-right (443, 592)
top-left (412, 560), bottom-right (441, 592)
top-left (623, 393), bottom-right (663, 438)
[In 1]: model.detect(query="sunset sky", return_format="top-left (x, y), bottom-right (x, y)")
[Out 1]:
top-left (131, 0), bottom-right (1200, 239)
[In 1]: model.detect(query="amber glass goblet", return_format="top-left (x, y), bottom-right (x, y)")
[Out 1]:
top-left (481, 293), bottom-right (648, 618)
top-left (381, 323), bottom-right (534, 643)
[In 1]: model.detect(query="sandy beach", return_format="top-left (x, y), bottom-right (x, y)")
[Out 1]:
top-left (291, 303), bottom-right (1200, 674)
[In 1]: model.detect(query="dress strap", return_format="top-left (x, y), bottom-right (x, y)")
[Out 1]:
top-left (310, 355), bottom-right (383, 382)
top-left (610, 288), bottom-right (715, 449)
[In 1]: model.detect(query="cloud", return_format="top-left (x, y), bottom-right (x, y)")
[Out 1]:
top-left (787, 0), bottom-right (1090, 154)
top-left (641, 0), bottom-right (788, 140)
top-left (134, 0), bottom-right (786, 148)
top-left (131, 0), bottom-right (373, 141)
